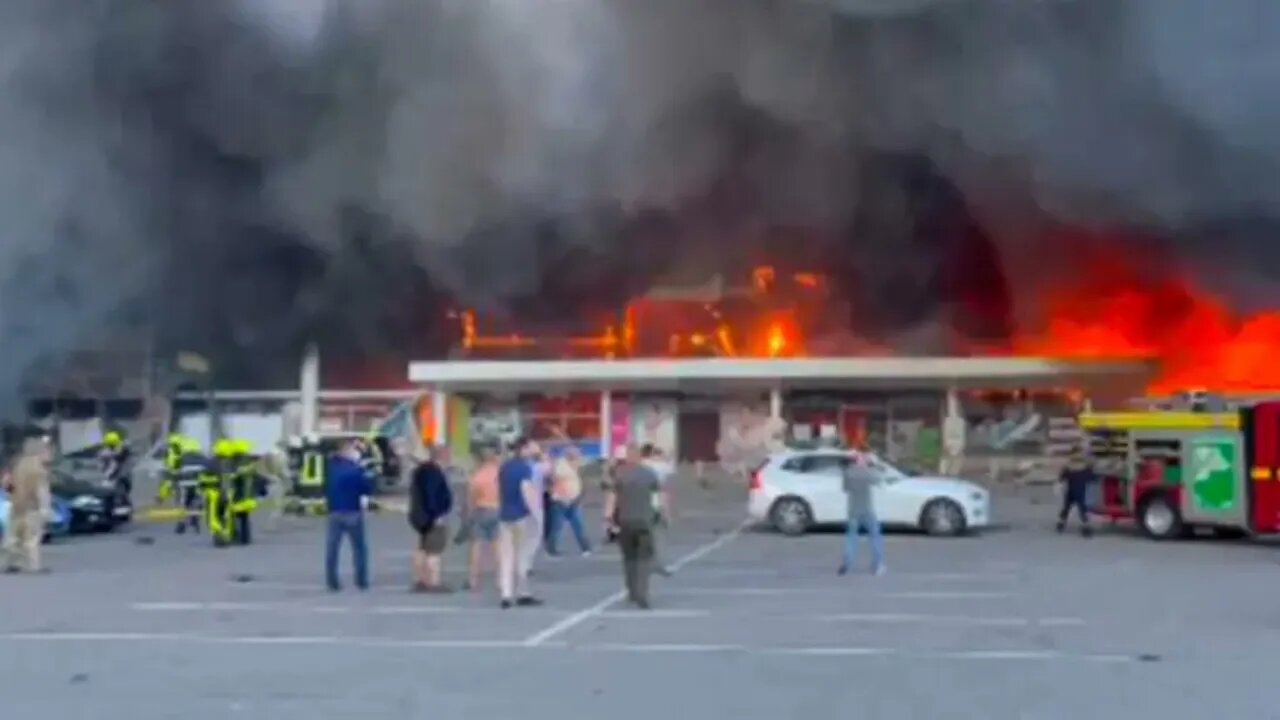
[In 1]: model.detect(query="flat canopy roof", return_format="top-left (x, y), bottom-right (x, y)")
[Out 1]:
top-left (408, 357), bottom-right (1156, 393)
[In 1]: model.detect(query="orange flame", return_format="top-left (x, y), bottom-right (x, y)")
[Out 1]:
top-left (1012, 237), bottom-right (1280, 393)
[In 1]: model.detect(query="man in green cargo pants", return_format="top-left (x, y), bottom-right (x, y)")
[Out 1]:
top-left (603, 445), bottom-right (667, 609)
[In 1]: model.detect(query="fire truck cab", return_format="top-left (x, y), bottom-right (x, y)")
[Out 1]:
top-left (1081, 401), bottom-right (1280, 540)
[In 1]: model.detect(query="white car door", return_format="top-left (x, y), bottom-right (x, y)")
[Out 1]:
top-left (866, 457), bottom-right (916, 526)
top-left (800, 454), bottom-right (849, 524)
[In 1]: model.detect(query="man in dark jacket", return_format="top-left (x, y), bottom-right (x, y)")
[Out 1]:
top-left (325, 440), bottom-right (374, 591)
top-left (1057, 453), bottom-right (1096, 537)
top-left (409, 446), bottom-right (453, 593)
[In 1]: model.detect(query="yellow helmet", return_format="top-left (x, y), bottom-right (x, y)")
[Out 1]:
top-left (232, 439), bottom-right (252, 455)
top-left (180, 437), bottom-right (202, 454)
top-left (213, 439), bottom-right (235, 457)
top-left (104, 431), bottom-right (122, 447)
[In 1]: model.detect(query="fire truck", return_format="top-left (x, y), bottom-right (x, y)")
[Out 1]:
top-left (1080, 399), bottom-right (1280, 540)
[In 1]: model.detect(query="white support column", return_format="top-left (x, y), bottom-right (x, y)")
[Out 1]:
top-left (599, 390), bottom-right (613, 460)
top-left (769, 387), bottom-right (783, 421)
top-left (941, 386), bottom-right (966, 476)
top-left (431, 390), bottom-right (448, 447)
top-left (299, 343), bottom-right (320, 436)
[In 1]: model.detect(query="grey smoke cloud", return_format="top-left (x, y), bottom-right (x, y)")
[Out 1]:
top-left (0, 0), bottom-right (1277, 397)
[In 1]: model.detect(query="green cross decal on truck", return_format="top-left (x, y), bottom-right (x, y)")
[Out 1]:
top-left (1190, 438), bottom-right (1238, 512)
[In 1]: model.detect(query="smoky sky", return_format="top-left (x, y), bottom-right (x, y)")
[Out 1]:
top-left (1, 0), bottom-right (1278, 396)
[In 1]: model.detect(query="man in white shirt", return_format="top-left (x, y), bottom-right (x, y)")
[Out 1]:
top-left (640, 444), bottom-right (675, 576)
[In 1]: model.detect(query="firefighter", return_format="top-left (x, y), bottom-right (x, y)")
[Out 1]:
top-left (158, 433), bottom-right (197, 534)
top-left (228, 439), bottom-right (258, 545)
top-left (297, 434), bottom-right (326, 514)
top-left (174, 436), bottom-right (206, 534)
top-left (100, 430), bottom-right (132, 497)
top-left (201, 439), bottom-right (236, 547)
top-left (156, 433), bottom-right (182, 504)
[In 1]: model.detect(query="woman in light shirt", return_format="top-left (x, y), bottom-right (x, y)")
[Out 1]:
top-left (546, 446), bottom-right (591, 556)
top-left (463, 448), bottom-right (502, 590)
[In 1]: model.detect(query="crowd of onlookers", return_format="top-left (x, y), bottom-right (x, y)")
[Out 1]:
top-left (323, 436), bottom-right (675, 608)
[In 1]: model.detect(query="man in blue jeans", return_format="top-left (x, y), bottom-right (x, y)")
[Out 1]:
top-left (839, 452), bottom-right (886, 576)
top-left (325, 440), bottom-right (374, 591)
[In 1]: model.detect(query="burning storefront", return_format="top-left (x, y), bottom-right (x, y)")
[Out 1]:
top-left (407, 357), bottom-right (1152, 474)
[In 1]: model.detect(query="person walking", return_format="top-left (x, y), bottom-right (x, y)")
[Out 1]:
top-left (546, 446), bottom-right (590, 556)
top-left (838, 452), bottom-right (886, 576)
top-left (3, 436), bottom-right (52, 574)
top-left (409, 446), bottom-right (454, 592)
top-left (496, 437), bottom-right (543, 609)
top-left (1057, 453), bottom-right (1096, 537)
top-left (462, 447), bottom-right (501, 591)
top-left (640, 444), bottom-right (675, 576)
top-left (603, 445), bottom-right (665, 609)
top-left (325, 440), bottom-right (373, 592)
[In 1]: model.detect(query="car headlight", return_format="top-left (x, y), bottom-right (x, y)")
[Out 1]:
top-left (71, 495), bottom-right (103, 510)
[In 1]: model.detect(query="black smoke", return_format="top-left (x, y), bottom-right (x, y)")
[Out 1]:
top-left (1, 0), bottom-right (1277, 396)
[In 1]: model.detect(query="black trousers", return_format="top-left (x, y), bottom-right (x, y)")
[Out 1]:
top-left (233, 512), bottom-right (252, 545)
top-left (1058, 493), bottom-right (1089, 525)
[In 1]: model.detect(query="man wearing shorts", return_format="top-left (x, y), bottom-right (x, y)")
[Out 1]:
top-left (409, 447), bottom-right (453, 593)
top-left (464, 447), bottom-right (502, 590)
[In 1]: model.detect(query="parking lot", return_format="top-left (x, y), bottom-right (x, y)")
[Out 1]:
top-left (2, 482), bottom-right (1278, 719)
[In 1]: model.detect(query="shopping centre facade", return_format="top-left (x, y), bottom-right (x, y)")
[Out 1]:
top-left (407, 357), bottom-right (1153, 475)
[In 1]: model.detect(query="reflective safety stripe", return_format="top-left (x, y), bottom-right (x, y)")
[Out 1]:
top-left (300, 453), bottom-right (324, 487)
top-left (1251, 466), bottom-right (1274, 481)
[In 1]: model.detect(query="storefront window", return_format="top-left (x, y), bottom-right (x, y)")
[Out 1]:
top-left (524, 393), bottom-right (602, 453)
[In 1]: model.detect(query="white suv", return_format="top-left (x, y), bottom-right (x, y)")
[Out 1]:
top-left (748, 450), bottom-right (990, 537)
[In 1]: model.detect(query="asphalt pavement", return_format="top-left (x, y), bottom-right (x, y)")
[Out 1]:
top-left (1, 482), bottom-right (1277, 719)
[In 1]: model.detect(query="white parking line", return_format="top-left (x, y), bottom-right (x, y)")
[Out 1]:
top-left (820, 613), bottom-right (1085, 627)
top-left (1, 632), bottom-right (527, 650)
top-left (662, 587), bottom-right (814, 596)
top-left (521, 519), bottom-right (751, 647)
top-left (131, 601), bottom-right (708, 619)
top-left (0, 632), bottom-right (1138, 663)
top-left (883, 591), bottom-right (1014, 600)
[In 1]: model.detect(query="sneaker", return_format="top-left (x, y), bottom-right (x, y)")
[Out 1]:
top-left (873, 565), bottom-right (887, 576)
top-left (1055, 521), bottom-right (1066, 533)
top-left (516, 596), bottom-right (543, 607)
top-left (635, 599), bottom-right (651, 610)
top-left (1081, 525), bottom-right (1094, 538)
top-left (410, 582), bottom-right (429, 594)
top-left (837, 564), bottom-right (849, 576)
top-left (580, 550), bottom-right (592, 558)
top-left (500, 599), bottom-right (514, 610)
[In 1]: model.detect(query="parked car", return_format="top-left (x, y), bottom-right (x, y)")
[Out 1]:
top-left (0, 488), bottom-right (72, 543)
top-left (50, 472), bottom-right (133, 533)
top-left (748, 449), bottom-right (991, 537)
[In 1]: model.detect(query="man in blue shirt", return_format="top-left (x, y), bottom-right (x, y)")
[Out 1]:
top-left (496, 437), bottom-right (543, 608)
top-left (325, 440), bottom-right (374, 592)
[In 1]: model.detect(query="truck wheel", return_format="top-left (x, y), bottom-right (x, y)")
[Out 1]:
top-left (1138, 494), bottom-right (1183, 540)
